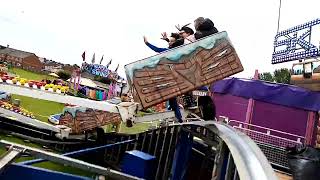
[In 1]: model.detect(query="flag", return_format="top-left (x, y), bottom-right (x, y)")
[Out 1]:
top-left (99, 55), bottom-right (104, 64)
top-left (91, 53), bottom-right (95, 64)
top-left (82, 51), bottom-right (85, 61)
top-left (115, 63), bottom-right (119, 72)
top-left (106, 59), bottom-right (112, 68)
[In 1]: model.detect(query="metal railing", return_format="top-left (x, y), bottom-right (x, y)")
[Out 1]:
top-left (227, 119), bottom-right (304, 169)
top-left (229, 120), bottom-right (305, 145)
top-left (102, 121), bottom-right (277, 180)
top-left (0, 121), bottom-right (277, 180)
top-left (0, 140), bottom-right (141, 180)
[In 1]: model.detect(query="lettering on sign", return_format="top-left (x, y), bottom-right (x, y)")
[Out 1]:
top-left (272, 19), bottom-right (320, 64)
top-left (192, 90), bottom-right (208, 96)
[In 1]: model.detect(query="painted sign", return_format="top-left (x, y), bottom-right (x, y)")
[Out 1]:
top-left (82, 63), bottom-right (120, 81)
top-left (272, 19), bottom-right (320, 64)
top-left (82, 63), bottom-right (110, 77)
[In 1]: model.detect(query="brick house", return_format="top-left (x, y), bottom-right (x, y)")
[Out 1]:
top-left (63, 64), bottom-right (79, 74)
top-left (0, 45), bottom-right (43, 72)
top-left (43, 59), bottom-right (63, 73)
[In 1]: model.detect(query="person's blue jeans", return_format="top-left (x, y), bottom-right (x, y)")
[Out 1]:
top-left (169, 97), bottom-right (183, 123)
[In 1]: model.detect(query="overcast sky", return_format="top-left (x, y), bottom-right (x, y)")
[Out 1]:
top-left (0, 0), bottom-right (319, 78)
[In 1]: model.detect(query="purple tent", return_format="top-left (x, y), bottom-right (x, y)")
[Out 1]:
top-left (211, 78), bottom-right (319, 145)
top-left (213, 78), bottom-right (320, 112)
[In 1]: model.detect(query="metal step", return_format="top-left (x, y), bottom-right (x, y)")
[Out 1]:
top-left (0, 146), bottom-right (24, 172)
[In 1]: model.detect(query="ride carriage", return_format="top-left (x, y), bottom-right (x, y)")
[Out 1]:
top-left (290, 59), bottom-right (320, 91)
top-left (125, 31), bottom-right (243, 112)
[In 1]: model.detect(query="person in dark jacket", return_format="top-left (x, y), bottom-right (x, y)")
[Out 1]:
top-left (169, 33), bottom-right (185, 48)
top-left (143, 34), bottom-right (184, 122)
top-left (191, 17), bottom-right (218, 120)
top-left (194, 17), bottom-right (219, 40)
top-left (197, 86), bottom-right (216, 120)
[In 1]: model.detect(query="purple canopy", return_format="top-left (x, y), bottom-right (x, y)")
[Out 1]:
top-left (212, 78), bottom-right (320, 112)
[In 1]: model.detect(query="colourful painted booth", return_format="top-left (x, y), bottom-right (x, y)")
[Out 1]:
top-left (211, 78), bottom-right (320, 146)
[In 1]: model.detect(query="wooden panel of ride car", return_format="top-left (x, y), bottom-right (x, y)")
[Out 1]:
top-left (125, 31), bottom-right (243, 108)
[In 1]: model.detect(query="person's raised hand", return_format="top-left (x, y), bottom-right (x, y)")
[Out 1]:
top-left (143, 36), bottom-right (148, 44)
top-left (160, 32), bottom-right (167, 40)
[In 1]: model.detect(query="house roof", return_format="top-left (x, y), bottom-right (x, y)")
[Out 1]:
top-left (212, 77), bottom-right (320, 112)
top-left (0, 47), bottom-right (35, 59)
top-left (43, 59), bottom-right (63, 65)
top-left (45, 62), bottom-right (62, 67)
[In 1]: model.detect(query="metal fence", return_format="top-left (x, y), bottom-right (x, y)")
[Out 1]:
top-left (227, 119), bottom-right (304, 169)
top-left (228, 120), bottom-right (305, 145)
top-left (1, 121), bottom-right (277, 180)
top-left (102, 121), bottom-right (277, 180)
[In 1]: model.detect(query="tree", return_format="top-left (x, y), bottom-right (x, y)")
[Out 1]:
top-left (259, 72), bottom-right (274, 82)
top-left (57, 70), bottom-right (71, 81)
top-left (273, 68), bottom-right (291, 84)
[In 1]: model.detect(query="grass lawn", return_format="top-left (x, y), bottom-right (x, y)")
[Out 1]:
top-left (10, 67), bottom-right (55, 81)
top-left (11, 94), bottom-right (65, 122)
top-left (0, 121), bottom-right (152, 177)
top-left (0, 121), bottom-right (151, 178)
top-left (119, 122), bottom-right (157, 134)
top-left (0, 132), bottom-right (93, 177)
top-left (11, 94), bottom-right (153, 134)
top-left (1, 68), bottom-right (154, 176)
top-left (7, 67), bottom-right (63, 122)
top-left (8, 68), bottom-right (152, 132)
top-left (34, 162), bottom-right (94, 177)
top-left (0, 133), bottom-right (42, 162)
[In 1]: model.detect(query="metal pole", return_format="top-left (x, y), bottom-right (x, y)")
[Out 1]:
top-left (19, 139), bottom-right (135, 165)
top-left (0, 140), bottom-right (142, 180)
top-left (276, 0), bottom-right (282, 33)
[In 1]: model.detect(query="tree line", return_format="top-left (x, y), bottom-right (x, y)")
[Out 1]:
top-left (259, 68), bottom-right (291, 84)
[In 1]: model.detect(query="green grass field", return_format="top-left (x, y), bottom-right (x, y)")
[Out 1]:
top-left (8, 67), bottom-right (152, 133)
top-left (11, 94), bottom-right (151, 133)
top-left (10, 67), bottom-right (55, 81)
top-left (120, 122), bottom-right (156, 134)
top-left (0, 133), bottom-right (93, 177)
top-left (1, 68), bottom-right (152, 176)
top-left (8, 68), bottom-right (63, 122)
top-left (0, 121), bottom-right (151, 177)
top-left (0, 133), bottom-right (42, 162)
top-left (11, 94), bottom-right (65, 122)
